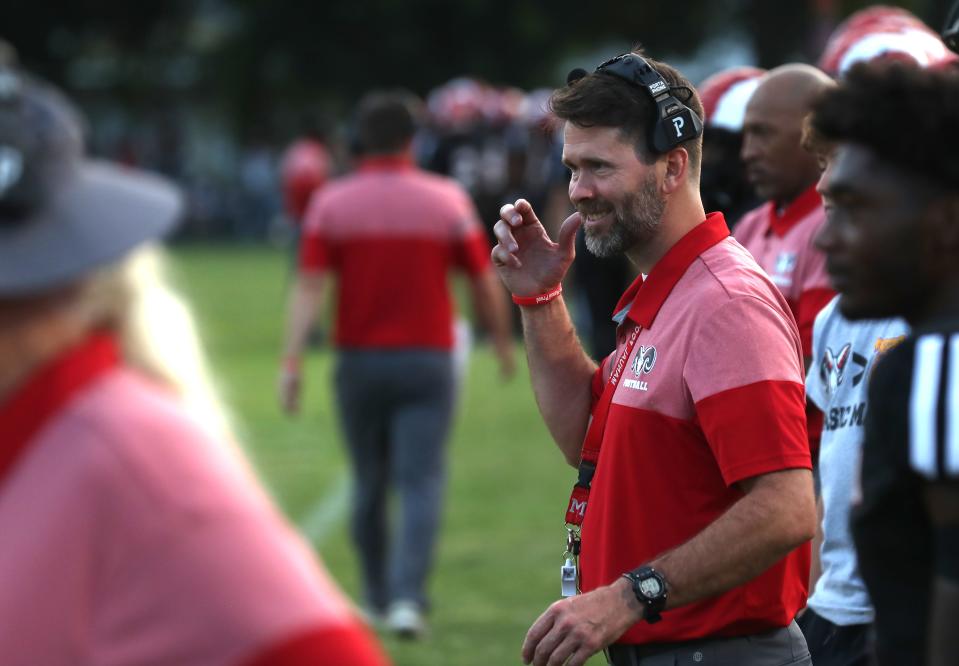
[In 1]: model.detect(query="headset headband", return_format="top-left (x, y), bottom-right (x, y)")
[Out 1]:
top-left (596, 53), bottom-right (673, 101)
top-left (571, 53), bottom-right (704, 154)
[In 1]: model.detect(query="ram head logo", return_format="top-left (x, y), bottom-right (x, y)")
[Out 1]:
top-left (820, 343), bottom-right (852, 395)
top-left (632, 345), bottom-right (657, 376)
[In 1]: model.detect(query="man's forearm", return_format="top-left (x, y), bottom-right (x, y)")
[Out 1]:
top-left (283, 275), bottom-right (325, 359)
top-left (808, 496), bottom-right (824, 593)
top-left (470, 271), bottom-right (513, 351)
top-left (520, 296), bottom-right (597, 466)
top-left (649, 468), bottom-right (816, 609)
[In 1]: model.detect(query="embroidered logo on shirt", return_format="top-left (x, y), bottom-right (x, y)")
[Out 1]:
top-left (625, 345), bottom-right (656, 391)
top-left (770, 251), bottom-right (797, 288)
top-left (868, 334), bottom-right (907, 380)
top-left (774, 251), bottom-right (797, 274)
top-left (820, 342), bottom-right (867, 396)
top-left (874, 335), bottom-right (906, 355)
top-left (632, 345), bottom-right (657, 375)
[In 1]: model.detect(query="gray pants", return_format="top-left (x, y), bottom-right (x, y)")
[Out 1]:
top-left (605, 620), bottom-right (811, 665)
top-left (334, 349), bottom-right (455, 612)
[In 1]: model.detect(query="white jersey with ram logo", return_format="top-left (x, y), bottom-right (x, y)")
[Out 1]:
top-left (805, 295), bottom-right (908, 626)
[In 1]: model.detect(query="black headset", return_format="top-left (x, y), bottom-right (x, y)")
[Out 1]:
top-left (567, 53), bottom-right (703, 155)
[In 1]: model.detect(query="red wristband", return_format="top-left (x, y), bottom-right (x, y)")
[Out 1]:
top-left (512, 285), bottom-right (563, 306)
top-left (283, 356), bottom-right (301, 373)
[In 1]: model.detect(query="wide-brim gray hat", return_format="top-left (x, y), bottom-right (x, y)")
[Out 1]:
top-left (0, 67), bottom-right (182, 296)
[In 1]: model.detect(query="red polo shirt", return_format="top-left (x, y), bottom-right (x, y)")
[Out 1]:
top-left (299, 156), bottom-right (491, 350)
top-left (733, 185), bottom-right (835, 358)
top-left (0, 334), bottom-right (388, 666)
top-left (581, 213), bottom-right (811, 644)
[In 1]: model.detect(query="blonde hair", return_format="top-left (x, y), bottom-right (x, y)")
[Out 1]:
top-left (76, 245), bottom-right (235, 441)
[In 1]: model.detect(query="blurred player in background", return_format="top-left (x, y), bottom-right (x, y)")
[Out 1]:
top-left (811, 60), bottom-right (959, 666)
top-left (697, 66), bottom-right (765, 229)
top-left (279, 120), bottom-right (332, 232)
top-left (280, 88), bottom-right (514, 639)
top-left (795, 11), bottom-right (955, 663)
top-left (817, 4), bottom-right (957, 78)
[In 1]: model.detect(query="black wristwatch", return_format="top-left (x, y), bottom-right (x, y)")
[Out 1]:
top-left (621, 566), bottom-right (668, 624)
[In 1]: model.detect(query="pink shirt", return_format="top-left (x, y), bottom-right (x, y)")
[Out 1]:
top-left (0, 334), bottom-right (388, 666)
top-left (734, 185), bottom-right (835, 357)
top-left (582, 214), bottom-right (811, 644)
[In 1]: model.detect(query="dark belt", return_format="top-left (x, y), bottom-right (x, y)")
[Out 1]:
top-left (606, 641), bottom-right (694, 666)
top-left (604, 621), bottom-right (809, 666)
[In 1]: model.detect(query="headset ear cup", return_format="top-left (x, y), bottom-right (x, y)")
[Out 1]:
top-left (651, 103), bottom-right (703, 153)
top-left (594, 52), bottom-right (704, 154)
top-left (650, 121), bottom-right (669, 154)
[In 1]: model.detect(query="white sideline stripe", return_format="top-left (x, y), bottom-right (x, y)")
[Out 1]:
top-left (298, 473), bottom-right (352, 545)
top-left (911, 335), bottom-right (943, 478)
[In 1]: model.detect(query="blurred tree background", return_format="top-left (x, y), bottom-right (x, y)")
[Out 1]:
top-left (4, 0), bottom-right (954, 238)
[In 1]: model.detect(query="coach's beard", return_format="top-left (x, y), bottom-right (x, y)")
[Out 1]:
top-left (581, 174), bottom-right (665, 258)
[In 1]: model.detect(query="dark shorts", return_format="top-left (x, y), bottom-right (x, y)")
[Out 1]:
top-left (605, 620), bottom-right (811, 665)
top-left (796, 608), bottom-right (875, 666)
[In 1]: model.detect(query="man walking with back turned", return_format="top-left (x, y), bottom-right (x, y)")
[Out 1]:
top-left (281, 89), bottom-right (514, 638)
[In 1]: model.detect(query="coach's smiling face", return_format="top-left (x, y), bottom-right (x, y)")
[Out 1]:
top-left (814, 142), bottom-right (934, 323)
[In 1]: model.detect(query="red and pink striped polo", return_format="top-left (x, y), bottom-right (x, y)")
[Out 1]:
top-left (299, 156), bottom-right (491, 350)
top-left (581, 213), bottom-right (812, 644)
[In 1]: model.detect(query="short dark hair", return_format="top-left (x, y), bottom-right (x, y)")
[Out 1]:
top-left (549, 50), bottom-right (704, 173)
top-left (810, 62), bottom-right (959, 190)
top-left (355, 90), bottom-right (420, 154)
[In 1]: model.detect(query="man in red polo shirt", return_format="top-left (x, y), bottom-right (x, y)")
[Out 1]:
top-left (492, 50), bottom-right (815, 666)
top-left (280, 89), bottom-right (514, 638)
top-left (736, 64), bottom-right (836, 465)
top-left (736, 64), bottom-right (836, 364)
top-left (0, 68), bottom-right (388, 665)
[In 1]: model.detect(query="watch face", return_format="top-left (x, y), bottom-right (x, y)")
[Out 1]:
top-left (639, 576), bottom-right (663, 598)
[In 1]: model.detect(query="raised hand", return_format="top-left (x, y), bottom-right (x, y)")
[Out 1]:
top-left (491, 198), bottom-right (582, 298)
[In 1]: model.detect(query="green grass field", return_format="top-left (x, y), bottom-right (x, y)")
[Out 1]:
top-left (168, 244), bottom-right (607, 666)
